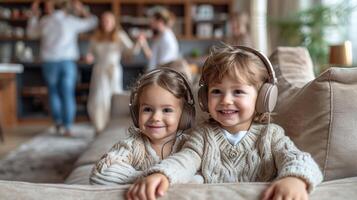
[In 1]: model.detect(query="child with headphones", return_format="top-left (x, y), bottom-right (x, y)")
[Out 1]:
top-left (127, 44), bottom-right (323, 200)
top-left (90, 68), bottom-right (200, 185)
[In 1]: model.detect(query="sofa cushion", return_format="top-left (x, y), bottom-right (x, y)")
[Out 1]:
top-left (1, 178), bottom-right (357, 200)
top-left (269, 46), bottom-right (315, 88)
top-left (271, 47), bottom-right (357, 181)
top-left (65, 164), bottom-right (93, 185)
top-left (73, 118), bottom-right (132, 168)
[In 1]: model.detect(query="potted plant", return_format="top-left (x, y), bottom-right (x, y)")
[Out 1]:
top-left (271, 2), bottom-right (355, 74)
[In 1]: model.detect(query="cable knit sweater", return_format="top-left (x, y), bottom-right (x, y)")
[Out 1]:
top-left (90, 127), bottom-right (188, 185)
top-left (148, 122), bottom-right (323, 191)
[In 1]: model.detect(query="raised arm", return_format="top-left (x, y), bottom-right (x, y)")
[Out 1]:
top-left (90, 141), bottom-right (143, 185)
top-left (118, 30), bottom-right (141, 59)
top-left (26, 0), bottom-right (41, 38)
top-left (138, 33), bottom-right (152, 59)
top-left (70, 0), bottom-right (98, 33)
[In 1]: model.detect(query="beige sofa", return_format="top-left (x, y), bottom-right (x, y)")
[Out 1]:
top-left (1, 47), bottom-right (357, 199)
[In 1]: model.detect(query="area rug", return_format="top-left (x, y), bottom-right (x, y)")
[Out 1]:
top-left (0, 123), bottom-right (95, 183)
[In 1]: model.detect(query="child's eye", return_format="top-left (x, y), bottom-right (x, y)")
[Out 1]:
top-left (142, 107), bottom-right (153, 112)
top-left (210, 89), bottom-right (221, 95)
top-left (233, 90), bottom-right (245, 96)
top-left (163, 108), bottom-right (174, 113)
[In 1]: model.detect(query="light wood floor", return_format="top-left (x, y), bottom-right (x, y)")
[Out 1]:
top-left (0, 124), bottom-right (49, 158)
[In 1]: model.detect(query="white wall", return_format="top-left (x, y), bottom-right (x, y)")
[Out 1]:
top-left (348, 0), bottom-right (357, 64)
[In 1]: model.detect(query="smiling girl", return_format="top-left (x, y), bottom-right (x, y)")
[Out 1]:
top-left (90, 68), bottom-right (198, 185)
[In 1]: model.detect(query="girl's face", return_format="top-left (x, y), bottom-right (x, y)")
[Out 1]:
top-left (101, 13), bottom-right (116, 33)
top-left (138, 84), bottom-right (183, 144)
top-left (207, 75), bottom-right (258, 133)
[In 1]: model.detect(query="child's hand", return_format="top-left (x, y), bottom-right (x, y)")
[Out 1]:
top-left (126, 173), bottom-right (169, 200)
top-left (261, 177), bottom-right (308, 200)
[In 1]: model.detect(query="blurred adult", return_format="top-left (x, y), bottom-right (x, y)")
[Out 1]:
top-left (139, 7), bottom-right (179, 71)
top-left (226, 12), bottom-right (253, 47)
top-left (27, 0), bottom-right (98, 136)
top-left (85, 11), bottom-right (140, 133)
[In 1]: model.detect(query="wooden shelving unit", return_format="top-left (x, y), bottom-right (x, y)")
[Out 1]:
top-left (1, 0), bottom-right (233, 40)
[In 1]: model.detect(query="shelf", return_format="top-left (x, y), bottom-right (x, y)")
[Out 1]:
top-left (0, 17), bottom-right (29, 22)
top-left (0, 35), bottom-right (90, 41)
top-left (0, 0), bottom-right (32, 4)
top-left (0, 35), bottom-right (38, 41)
top-left (193, 19), bottom-right (228, 24)
top-left (22, 86), bottom-right (47, 97)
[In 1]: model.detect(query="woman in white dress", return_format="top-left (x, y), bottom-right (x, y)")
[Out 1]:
top-left (86, 11), bottom-right (140, 132)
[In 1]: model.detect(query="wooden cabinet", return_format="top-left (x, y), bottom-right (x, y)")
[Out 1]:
top-left (0, 73), bottom-right (18, 128)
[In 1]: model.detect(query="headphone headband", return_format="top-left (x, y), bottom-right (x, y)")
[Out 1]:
top-left (232, 45), bottom-right (277, 85)
top-left (199, 45), bottom-right (277, 87)
top-left (129, 68), bottom-right (194, 108)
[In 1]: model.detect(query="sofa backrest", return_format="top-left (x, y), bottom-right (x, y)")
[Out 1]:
top-left (270, 47), bottom-right (357, 181)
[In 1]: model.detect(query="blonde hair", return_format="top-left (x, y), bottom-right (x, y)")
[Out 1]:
top-left (201, 44), bottom-right (268, 91)
top-left (92, 11), bottom-right (121, 42)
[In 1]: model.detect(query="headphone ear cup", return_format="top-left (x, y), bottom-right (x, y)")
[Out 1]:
top-left (178, 103), bottom-right (196, 130)
top-left (256, 83), bottom-right (278, 114)
top-left (130, 104), bottom-right (139, 128)
top-left (198, 85), bottom-right (209, 112)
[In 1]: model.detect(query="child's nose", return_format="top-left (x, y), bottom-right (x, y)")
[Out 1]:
top-left (221, 93), bottom-right (234, 105)
top-left (151, 111), bottom-right (162, 121)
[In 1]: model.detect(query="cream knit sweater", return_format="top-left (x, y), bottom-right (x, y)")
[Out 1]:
top-left (148, 122), bottom-right (323, 191)
top-left (90, 127), bottom-right (187, 185)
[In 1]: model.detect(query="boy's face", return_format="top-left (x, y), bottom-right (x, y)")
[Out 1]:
top-left (138, 85), bottom-right (183, 144)
top-left (207, 76), bottom-right (258, 133)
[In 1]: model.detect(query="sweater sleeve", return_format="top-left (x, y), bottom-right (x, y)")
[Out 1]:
top-left (69, 14), bottom-right (98, 34)
top-left (90, 139), bottom-right (143, 185)
top-left (270, 124), bottom-right (323, 192)
top-left (146, 127), bottom-right (205, 184)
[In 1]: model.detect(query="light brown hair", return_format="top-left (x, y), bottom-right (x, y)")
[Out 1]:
top-left (201, 44), bottom-right (268, 91)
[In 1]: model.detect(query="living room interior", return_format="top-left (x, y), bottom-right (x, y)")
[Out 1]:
top-left (1, 0), bottom-right (357, 199)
